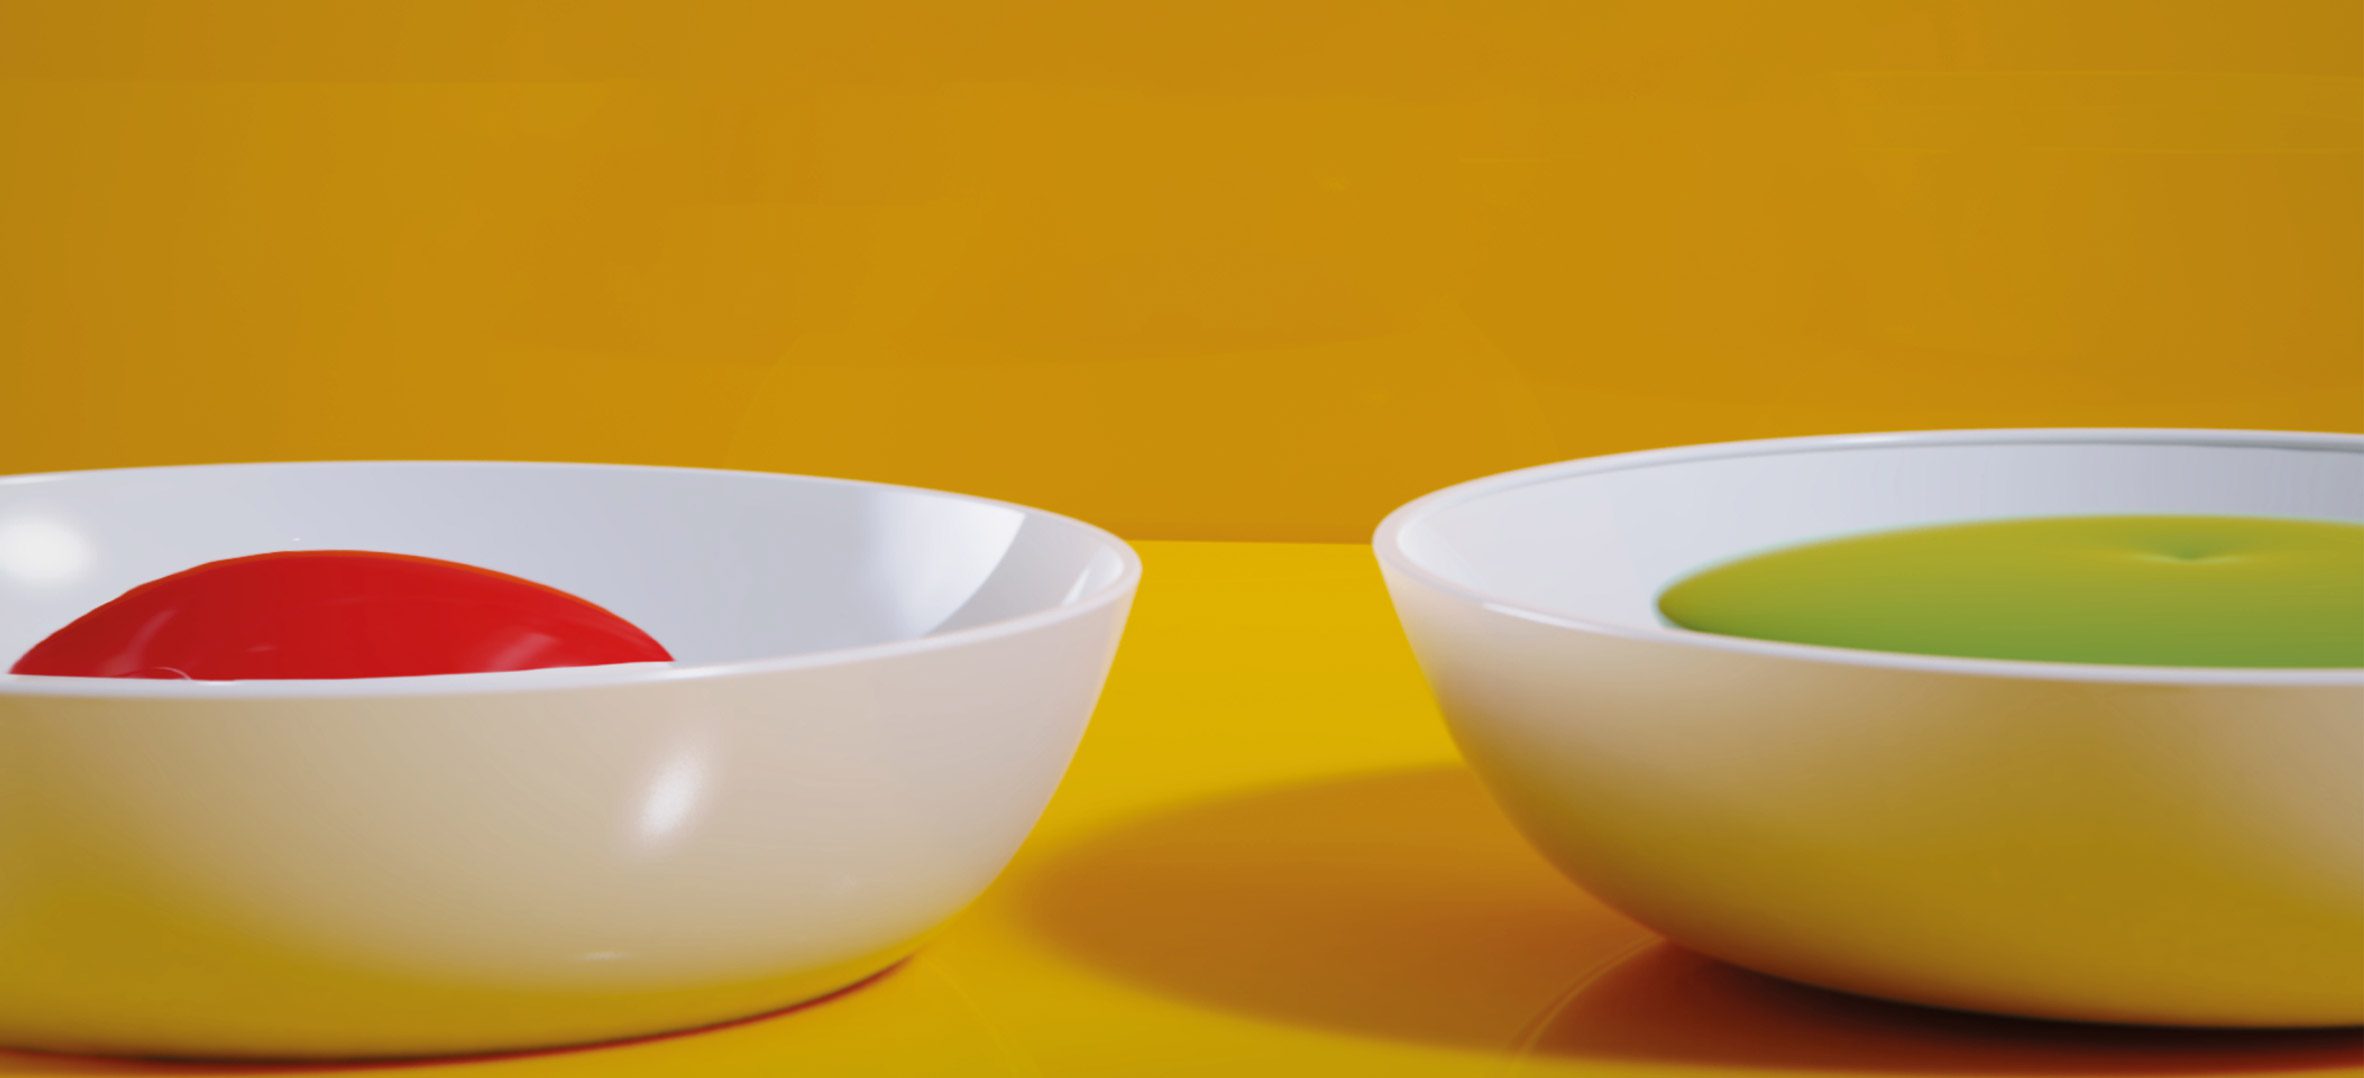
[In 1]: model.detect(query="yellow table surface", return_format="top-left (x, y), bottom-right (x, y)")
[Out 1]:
top-left (5, 542), bottom-right (2360, 1077)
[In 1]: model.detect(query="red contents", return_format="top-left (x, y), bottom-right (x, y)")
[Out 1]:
top-left (11, 550), bottom-right (672, 680)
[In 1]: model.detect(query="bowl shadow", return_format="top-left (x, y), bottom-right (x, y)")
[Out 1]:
top-left (0, 965), bottom-right (910, 1076)
top-left (1019, 767), bottom-right (2364, 1074)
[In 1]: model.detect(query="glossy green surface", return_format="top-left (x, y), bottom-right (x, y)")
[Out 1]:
top-left (1659, 516), bottom-right (2364, 669)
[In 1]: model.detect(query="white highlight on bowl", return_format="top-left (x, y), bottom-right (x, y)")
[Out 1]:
top-left (0, 513), bottom-right (93, 587)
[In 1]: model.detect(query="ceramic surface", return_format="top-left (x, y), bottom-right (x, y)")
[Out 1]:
top-left (0, 462), bottom-right (1138, 1059)
top-left (1377, 430), bottom-right (2364, 1027)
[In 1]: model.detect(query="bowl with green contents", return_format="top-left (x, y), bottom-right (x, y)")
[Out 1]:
top-left (1375, 429), bottom-right (2363, 1028)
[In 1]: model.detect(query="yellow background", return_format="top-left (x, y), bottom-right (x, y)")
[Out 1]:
top-left (1, 0), bottom-right (2359, 540)
top-left (2, 7), bottom-right (2362, 1072)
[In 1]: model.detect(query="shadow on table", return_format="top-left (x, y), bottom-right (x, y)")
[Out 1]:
top-left (1019, 767), bottom-right (2364, 1074)
top-left (0, 966), bottom-right (913, 1076)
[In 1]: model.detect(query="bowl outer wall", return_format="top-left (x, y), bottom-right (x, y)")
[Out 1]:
top-left (0, 585), bottom-right (1133, 1059)
top-left (1381, 553), bottom-right (2364, 1027)
top-left (1372, 430), bottom-right (2364, 1028)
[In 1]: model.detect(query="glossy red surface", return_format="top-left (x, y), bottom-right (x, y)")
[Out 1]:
top-left (11, 550), bottom-right (672, 680)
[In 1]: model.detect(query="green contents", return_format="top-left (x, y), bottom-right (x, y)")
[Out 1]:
top-left (1658, 515), bottom-right (2364, 668)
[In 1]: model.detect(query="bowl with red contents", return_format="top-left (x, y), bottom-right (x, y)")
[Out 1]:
top-left (0, 461), bottom-right (1138, 1060)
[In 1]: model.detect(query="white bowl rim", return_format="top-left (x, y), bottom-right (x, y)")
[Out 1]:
top-left (0, 460), bottom-right (1142, 700)
top-left (1374, 428), bottom-right (2364, 688)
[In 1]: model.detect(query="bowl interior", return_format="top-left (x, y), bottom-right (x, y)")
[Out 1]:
top-left (0, 463), bottom-right (1132, 673)
top-left (1390, 433), bottom-right (2364, 634)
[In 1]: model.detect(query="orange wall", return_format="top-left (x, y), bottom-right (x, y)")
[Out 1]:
top-left (2, 1), bottom-right (2357, 540)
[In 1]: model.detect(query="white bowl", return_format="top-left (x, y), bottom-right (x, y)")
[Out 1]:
top-left (1376, 430), bottom-right (2364, 1028)
top-left (0, 462), bottom-right (1138, 1060)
